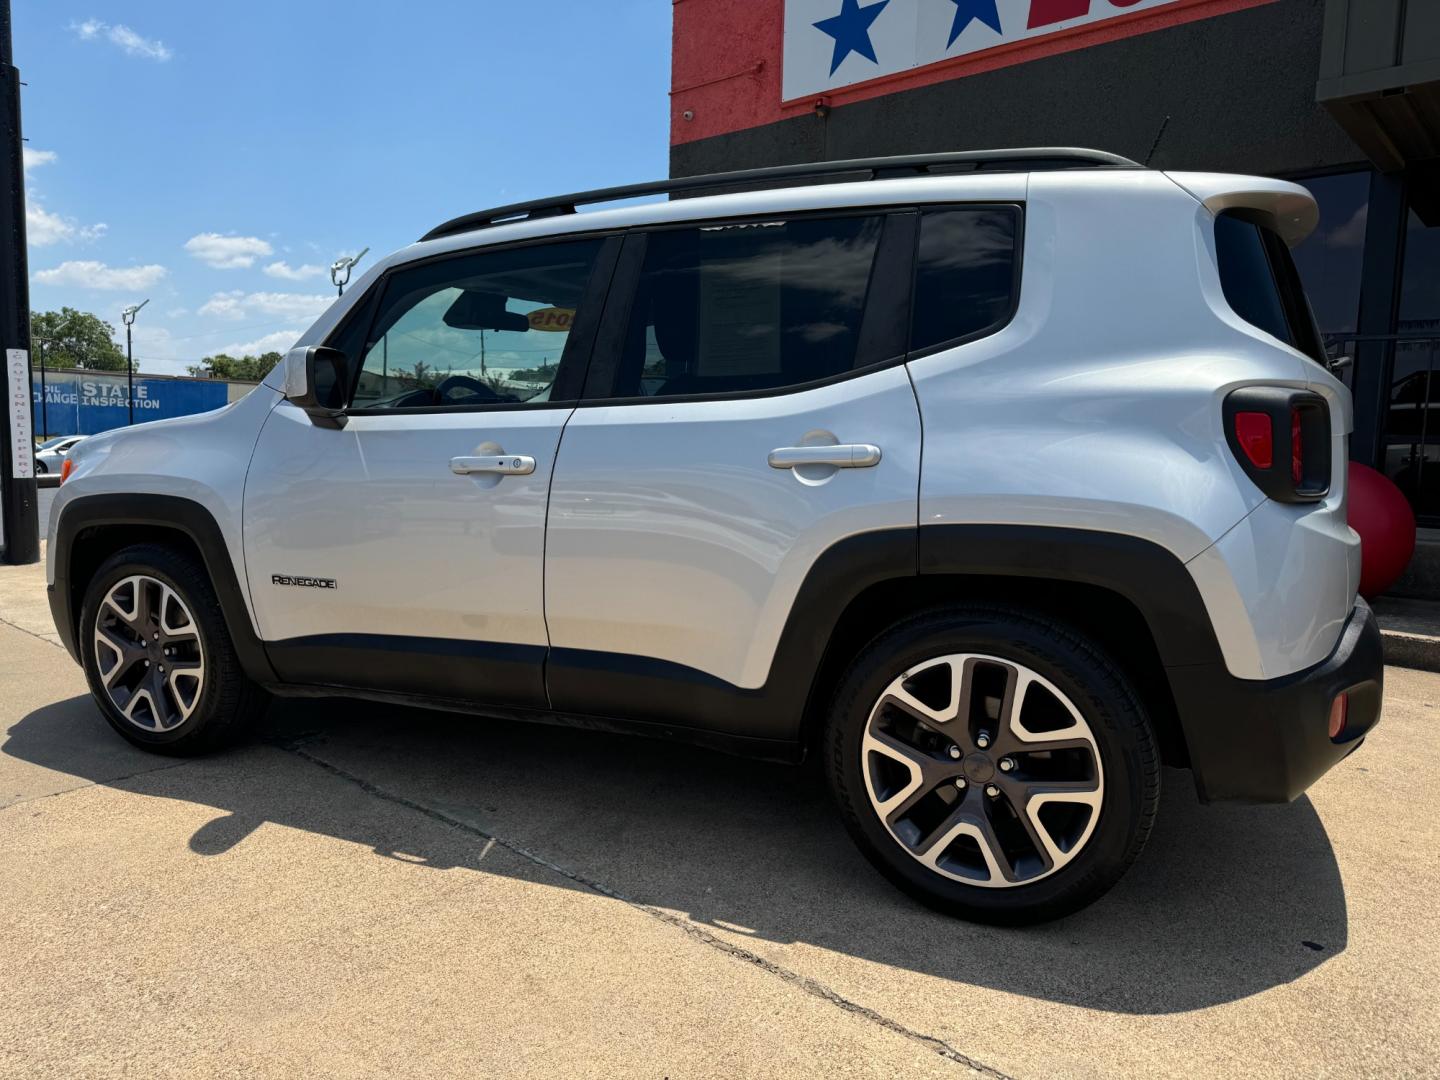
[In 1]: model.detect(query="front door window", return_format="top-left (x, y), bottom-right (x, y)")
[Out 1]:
top-left (353, 239), bottom-right (603, 410)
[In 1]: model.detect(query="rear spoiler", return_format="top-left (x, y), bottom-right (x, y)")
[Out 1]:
top-left (1164, 172), bottom-right (1319, 247)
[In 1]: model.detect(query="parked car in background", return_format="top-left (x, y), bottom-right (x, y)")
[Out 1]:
top-left (34, 435), bottom-right (85, 474)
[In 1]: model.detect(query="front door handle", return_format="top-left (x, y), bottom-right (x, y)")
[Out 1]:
top-left (450, 455), bottom-right (536, 477)
top-left (768, 444), bottom-right (882, 470)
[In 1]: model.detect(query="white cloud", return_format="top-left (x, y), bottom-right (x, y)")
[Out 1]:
top-left (23, 145), bottom-right (107, 246)
top-left (198, 289), bottom-right (332, 322)
top-left (184, 233), bottom-right (273, 270)
top-left (263, 260), bottom-right (325, 282)
top-left (23, 141), bottom-right (107, 247)
top-left (197, 290), bottom-right (245, 320)
top-left (218, 329), bottom-right (303, 357)
top-left (33, 260), bottom-right (168, 290)
top-left (27, 205), bottom-right (74, 246)
top-left (26, 204), bottom-right (107, 246)
top-left (1326, 205), bottom-right (1369, 249)
top-left (71, 18), bottom-right (172, 61)
top-left (128, 325), bottom-right (184, 375)
top-left (22, 148), bottom-right (57, 175)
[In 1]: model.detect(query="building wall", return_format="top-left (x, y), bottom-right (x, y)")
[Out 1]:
top-left (672, 0), bottom-right (1363, 178)
top-left (32, 368), bottom-right (255, 439)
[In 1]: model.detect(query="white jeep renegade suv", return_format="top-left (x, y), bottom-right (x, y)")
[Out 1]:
top-left (47, 149), bottom-right (1384, 924)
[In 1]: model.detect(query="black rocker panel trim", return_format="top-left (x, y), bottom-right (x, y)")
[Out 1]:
top-left (265, 634), bottom-right (547, 711)
top-left (48, 492), bottom-right (278, 683)
top-left (258, 527), bottom-right (1225, 751)
top-left (264, 681), bottom-right (797, 761)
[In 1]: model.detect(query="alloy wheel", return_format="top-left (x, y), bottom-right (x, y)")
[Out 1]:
top-left (93, 575), bottom-right (206, 732)
top-left (862, 653), bottom-right (1104, 888)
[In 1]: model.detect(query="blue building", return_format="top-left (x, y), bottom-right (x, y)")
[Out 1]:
top-left (32, 369), bottom-right (238, 439)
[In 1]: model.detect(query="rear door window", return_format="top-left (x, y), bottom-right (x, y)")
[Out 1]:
top-left (1215, 211), bottom-right (1326, 364)
top-left (909, 207), bottom-right (1020, 354)
top-left (605, 214), bottom-right (885, 399)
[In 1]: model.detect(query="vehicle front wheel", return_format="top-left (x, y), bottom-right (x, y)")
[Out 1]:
top-left (825, 605), bottom-right (1159, 925)
top-left (79, 543), bottom-right (266, 755)
top-left (34, 460), bottom-right (47, 474)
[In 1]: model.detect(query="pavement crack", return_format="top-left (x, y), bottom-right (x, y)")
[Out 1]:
top-left (0, 758), bottom-right (194, 814)
top-left (0, 615), bottom-right (64, 649)
top-left (282, 741), bottom-right (1014, 1079)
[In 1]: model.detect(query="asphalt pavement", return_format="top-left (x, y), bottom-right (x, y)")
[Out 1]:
top-left (1, 555), bottom-right (1436, 1079)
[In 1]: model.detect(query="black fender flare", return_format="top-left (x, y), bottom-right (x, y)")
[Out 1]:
top-left (48, 492), bottom-right (278, 683)
top-left (549, 524), bottom-right (1228, 754)
top-left (918, 524), bottom-right (1225, 668)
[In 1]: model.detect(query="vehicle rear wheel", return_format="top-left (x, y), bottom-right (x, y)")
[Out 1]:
top-left (79, 544), bottom-right (266, 755)
top-left (825, 605), bottom-right (1159, 924)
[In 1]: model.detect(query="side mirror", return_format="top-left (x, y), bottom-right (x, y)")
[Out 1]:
top-left (283, 346), bottom-right (349, 428)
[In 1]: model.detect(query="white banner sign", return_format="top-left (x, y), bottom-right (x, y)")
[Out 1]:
top-left (784, 0), bottom-right (1186, 100)
top-left (6, 349), bottom-right (33, 480)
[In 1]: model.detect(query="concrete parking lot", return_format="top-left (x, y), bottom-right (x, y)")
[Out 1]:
top-left (1, 556), bottom-right (1437, 1079)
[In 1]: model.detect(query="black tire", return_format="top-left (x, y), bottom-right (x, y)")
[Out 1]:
top-left (824, 604), bottom-right (1159, 925)
top-left (79, 543), bottom-right (267, 755)
top-left (34, 459), bottom-right (47, 474)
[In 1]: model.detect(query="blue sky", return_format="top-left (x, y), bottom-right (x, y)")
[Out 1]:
top-left (15, 1), bottom-right (670, 373)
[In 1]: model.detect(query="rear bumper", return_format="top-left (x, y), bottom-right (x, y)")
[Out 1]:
top-left (1168, 598), bottom-right (1384, 804)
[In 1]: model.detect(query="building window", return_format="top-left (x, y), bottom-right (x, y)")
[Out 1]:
top-left (1291, 172), bottom-right (1369, 337)
top-left (1384, 208), bottom-right (1440, 521)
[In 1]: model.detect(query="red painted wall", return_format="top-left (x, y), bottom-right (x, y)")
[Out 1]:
top-left (671, 0), bottom-right (1279, 146)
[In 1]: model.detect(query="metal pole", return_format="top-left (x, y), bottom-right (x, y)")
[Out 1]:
top-left (0, 0), bottom-right (39, 564)
top-left (120, 299), bottom-right (146, 428)
top-left (37, 338), bottom-right (44, 440)
top-left (330, 248), bottom-right (368, 298)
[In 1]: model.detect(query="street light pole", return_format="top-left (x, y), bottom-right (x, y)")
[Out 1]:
top-left (121, 299), bottom-right (148, 427)
top-left (0, 0), bottom-right (38, 564)
top-left (34, 315), bottom-right (77, 441)
top-left (330, 247), bottom-right (369, 297)
top-left (36, 338), bottom-right (44, 440)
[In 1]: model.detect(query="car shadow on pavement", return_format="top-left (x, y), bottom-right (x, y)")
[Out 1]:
top-left (5, 693), bottom-right (1348, 1016)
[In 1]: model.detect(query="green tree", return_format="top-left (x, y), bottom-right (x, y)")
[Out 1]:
top-left (187, 351), bottom-right (284, 381)
top-left (510, 361), bottom-right (558, 384)
top-left (393, 361), bottom-right (439, 391)
top-left (31, 307), bottom-right (127, 371)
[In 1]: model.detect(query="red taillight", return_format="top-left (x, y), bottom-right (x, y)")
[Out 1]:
top-left (1224, 388), bottom-right (1330, 503)
top-left (1234, 412), bottom-right (1273, 469)
top-left (59, 458), bottom-right (74, 485)
top-left (1291, 408), bottom-right (1304, 486)
top-left (1328, 693), bottom-right (1349, 739)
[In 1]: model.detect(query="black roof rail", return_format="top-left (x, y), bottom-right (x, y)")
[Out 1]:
top-left (419, 147), bottom-right (1142, 242)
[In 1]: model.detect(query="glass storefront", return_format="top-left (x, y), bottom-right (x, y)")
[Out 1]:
top-left (1292, 172), bottom-right (1369, 339)
top-left (1383, 209), bottom-right (1440, 520)
top-left (1292, 172), bottom-right (1370, 401)
top-left (1288, 170), bottom-right (1440, 524)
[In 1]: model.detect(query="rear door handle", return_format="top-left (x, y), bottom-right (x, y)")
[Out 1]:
top-left (768, 444), bottom-right (882, 470)
top-left (450, 455), bottom-right (536, 477)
